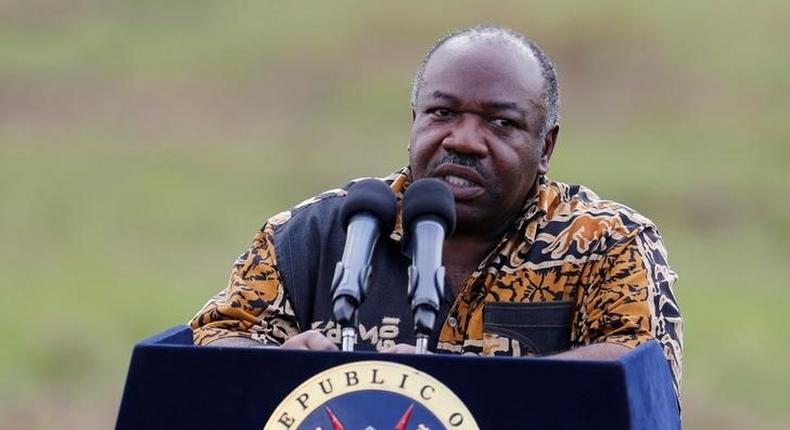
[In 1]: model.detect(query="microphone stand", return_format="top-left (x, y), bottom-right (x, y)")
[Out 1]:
top-left (407, 219), bottom-right (447, 355)
top-left (330, 215), bottom-right (378, 352)
top-left (329, 178), bottom-right (397, 352)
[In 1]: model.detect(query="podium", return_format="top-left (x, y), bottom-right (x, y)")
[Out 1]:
top-left (116, 325), bottom-right (679, 429)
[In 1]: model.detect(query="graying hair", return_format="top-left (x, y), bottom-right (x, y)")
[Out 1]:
top-left (410, 25), bottom-right (560, 137)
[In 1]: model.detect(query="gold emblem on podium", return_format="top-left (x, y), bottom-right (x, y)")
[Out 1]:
top-left (263, 361), bottom-right (478, 430)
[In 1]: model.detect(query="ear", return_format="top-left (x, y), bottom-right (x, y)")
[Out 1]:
top-left (537, 124), bottom-right (559, 175)
top-left (408, 109), bottom-right (417, 151)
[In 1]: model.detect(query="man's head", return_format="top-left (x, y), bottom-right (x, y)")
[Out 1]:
top-left (411, 26), bottom-right (560, 139)
top-left (409, 26), bottom-right (560, 238)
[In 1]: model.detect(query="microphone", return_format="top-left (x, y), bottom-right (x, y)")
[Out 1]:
top-left (331, 179), bottom-right (397, 351)
top-left (402, 178), bottom-right (456, 354)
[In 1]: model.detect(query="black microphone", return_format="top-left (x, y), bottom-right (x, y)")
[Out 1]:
top-left (331, 179), bottom-right (397, 351)
top-left (402, 178), bottom-right (456, 354)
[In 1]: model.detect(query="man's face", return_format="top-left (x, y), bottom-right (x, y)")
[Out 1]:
top-left (409, 36), bottom-right (556, 238)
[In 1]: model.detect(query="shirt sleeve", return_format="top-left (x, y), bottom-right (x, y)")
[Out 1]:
top-left (577, 226), bottom-right (683, 395)
top-left (189, 222), bottom-right (301, 346)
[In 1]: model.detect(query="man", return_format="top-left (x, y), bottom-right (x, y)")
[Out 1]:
top-left (190, 26), bottom-right (683, 396)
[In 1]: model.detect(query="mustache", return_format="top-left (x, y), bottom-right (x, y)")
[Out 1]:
top-left (427, 152), bottom-right (488, 179)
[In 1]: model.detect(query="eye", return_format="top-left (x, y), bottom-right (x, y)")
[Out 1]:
top-left (427, 108), bottom-right (455, 119)
top-left (490, 117), bottom-right (516, 128)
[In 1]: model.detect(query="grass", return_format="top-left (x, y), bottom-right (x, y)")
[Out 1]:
top-left (1, 1), bottom-right (789, 428)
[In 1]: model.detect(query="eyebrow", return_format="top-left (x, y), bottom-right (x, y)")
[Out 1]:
top-left (430, 90), bottom-right (528, 117)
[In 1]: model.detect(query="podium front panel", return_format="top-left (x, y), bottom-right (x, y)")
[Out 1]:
top-left (116, 325), bottom-right (679, 429)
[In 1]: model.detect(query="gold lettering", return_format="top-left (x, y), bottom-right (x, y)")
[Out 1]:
top-left (296, 393), bottom-right (309, 411)
top-left (319, 378), bottom-right (333, 394)
top-left (399, 373), bottom-right (409, 389)
top-left (420, 384), bottom-right (435, 400)
top-left (277, 412), bottom-right (294, 428)
top-left (345, 371), bottom-right (359, 387)
top-left (449, 412), bottom-right (464, 426)
top-left (371, 368), bottom-right (384, 384)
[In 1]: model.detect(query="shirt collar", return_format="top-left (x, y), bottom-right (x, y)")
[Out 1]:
top-left (516, 174), bottom-right (551, 245)
top-left (387, 167), bottom-right (411, 242)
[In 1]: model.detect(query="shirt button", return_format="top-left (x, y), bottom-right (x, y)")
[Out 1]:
top-left (447, 316), bottom-right (458, 328)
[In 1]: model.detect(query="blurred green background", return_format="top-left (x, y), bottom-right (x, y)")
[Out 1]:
top-left (1, 1), bottom-right (788, 429)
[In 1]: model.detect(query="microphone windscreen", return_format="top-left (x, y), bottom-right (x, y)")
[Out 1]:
top-left (402, 178), bottom-right (456, 235)
top-left (340, 179), bottom-right (398, 234)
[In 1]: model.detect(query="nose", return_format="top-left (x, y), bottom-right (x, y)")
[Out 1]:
top-left (441, 113), bottom-right (489, 158)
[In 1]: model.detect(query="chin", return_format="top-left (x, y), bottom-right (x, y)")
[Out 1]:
top-left (452, 212), bottom-right (488, 235)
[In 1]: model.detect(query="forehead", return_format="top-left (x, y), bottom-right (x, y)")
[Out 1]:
top-left (418, 35), bottom-right (546, 109)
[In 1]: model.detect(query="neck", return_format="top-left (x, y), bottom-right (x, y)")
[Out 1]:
top-left (439, 187), bottom-right (536, 291)
top-left (441, 234), bottom-right (499, 296)
top-left (443, 235), bottom-right (499, 265)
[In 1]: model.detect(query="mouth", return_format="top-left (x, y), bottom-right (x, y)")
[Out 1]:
top-left (430, 164), bottom-right (486, 200)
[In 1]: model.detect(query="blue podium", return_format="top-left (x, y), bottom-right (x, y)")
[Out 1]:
top-left (116, 325), bottom-right (679, 429)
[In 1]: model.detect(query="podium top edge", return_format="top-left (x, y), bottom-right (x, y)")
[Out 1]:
top-left (132, 326), bottom-right (665, 371)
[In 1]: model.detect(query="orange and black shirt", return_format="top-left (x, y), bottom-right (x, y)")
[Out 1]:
top-left (191, 167), bottom-right (683, 394)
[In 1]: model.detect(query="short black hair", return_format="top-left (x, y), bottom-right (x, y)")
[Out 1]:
top-left (410, 25), bottom-right (560, 137)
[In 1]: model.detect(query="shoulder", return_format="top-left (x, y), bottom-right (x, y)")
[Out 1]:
top-left (264, 168), bottom-right (408, 235)
top-left (535, 178), bottom-right (659, 258)
top-left (265, 186), bottom-right (347, 231)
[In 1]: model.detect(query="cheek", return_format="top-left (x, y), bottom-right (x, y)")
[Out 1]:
top-left (492, 146), bottom-right (538, 190)
top-left (411, 114), bottom-right (451, 141)
top-left (409, 126), bottom-right (445, 168)
top-left (408, 141), bottom-right (433, 176)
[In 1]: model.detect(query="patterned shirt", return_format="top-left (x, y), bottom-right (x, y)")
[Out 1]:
top-left (191, 167), bottom-right (683, 394)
